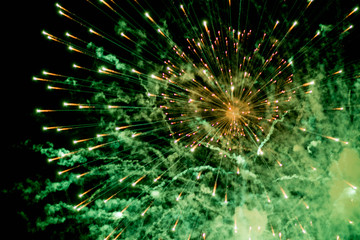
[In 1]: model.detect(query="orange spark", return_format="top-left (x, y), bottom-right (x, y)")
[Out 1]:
top-left (132, 175), bottom-right (146, 186)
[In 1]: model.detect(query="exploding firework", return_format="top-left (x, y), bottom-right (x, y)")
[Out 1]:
top-left (30, 0), bottom-right (360, 239)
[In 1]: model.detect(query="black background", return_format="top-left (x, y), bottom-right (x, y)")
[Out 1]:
top-left (4, 0), bottom-right (62, 238)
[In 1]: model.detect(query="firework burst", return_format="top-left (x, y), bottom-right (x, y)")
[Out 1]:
top-left (30, 0), bottom-right (360, 239)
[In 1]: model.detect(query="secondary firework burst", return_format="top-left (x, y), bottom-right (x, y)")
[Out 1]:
top-left (31, 0), bottom-right (359, 239)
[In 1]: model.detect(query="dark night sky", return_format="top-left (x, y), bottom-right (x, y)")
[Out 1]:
top-left (4, 1), bottom-right (64, 237)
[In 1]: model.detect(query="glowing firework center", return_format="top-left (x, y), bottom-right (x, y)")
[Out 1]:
top-left (162, 28), bottom-right (294, 153)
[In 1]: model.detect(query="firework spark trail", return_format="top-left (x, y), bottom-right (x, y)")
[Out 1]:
top-left (27, 0), bottom-right (360, 239)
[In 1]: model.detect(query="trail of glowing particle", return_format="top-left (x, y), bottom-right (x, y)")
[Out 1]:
top-left (104, 226), bottom-right (118, 240)
top-left (171, 217), bottom-right (180, 231)
top-left (48, 150), bottom-right (79, 162)
top-left (74, 198), bottom-right (90, 210)
top-left (341, 25), bottom-right (353, 34)
top-left (141, 202), bottom-right (153, 216)
top-left (99, 0), bottom-right (116, 12)
top-left (65, 32), bottom-right (87, 43)
top-left (57, 123), bottom-right (99, 132)
top-left (306, 0), bottom-right (313, 9)
top-left (55, 5), bottom-right (162, 69)
top-left (78, 144), bottom-right (183, 205)
top-left (76, 172), bottom-right (89, 178)
top-left (257, 112), bottom-right (287, 155)
top-left (344, 181), bottom-right (357, 190)
top-left (113, 227), bottom-right (126, 240)
top-left (73, 134), bottom-right (109, 144)
top-left (345, 7), bottom-right (358, 19)
top-left (298, 128), bottom-right (349, 144)
top-left (32, 77), bottom-right (53, 82)
top-left (88, 140), bottom-right (121, 151)
top-left (280, 187), bottom-right (288, 198)
top-left (79, 187), bottom-right (95, 198)
top-left (131, 175), bottom-right (146, 187)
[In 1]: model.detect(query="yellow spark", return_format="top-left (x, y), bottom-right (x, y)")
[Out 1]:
top-left (79, 187), bottom-right (94, 198)
top-left (104, 192), bottom-right (118, 203)
top-left (273, 20), bottom-right (280, 30)
top-left (212, 181), bottom-right (217, 196)
top-left (332, 69), bottom-right (343, 75)
top-left (33, 77), bottom-right (52, 82)
top-left (271, 225), bottom-right (275, 236)
top-left (74, 198), bottom-right (90, 210)
top-left (145, 12), bottom-right (156, 24)
top-left (345, 7), bottom-right (358, 19)
top-left (176, 192), bottom-right (182, 201)
top-left (119, 175), bottom-right (129, 183)
top-left (89, 28), bottom-right (103, 38)
top-left (88, 143), bottom-right (108, 151)
top-left (65, 32), bottom-right (84, 42)
top-left (311, 30), bottom-right (320, 40)
top-left (48, 151), bottom-right (78, 162)
top-left (157, 28), bottom-right (167, 38)
top-left (104, 227), bottom-right (118, 240)
top-left (302, 81), bottom-right (315, 87)
top-left (280, 187), bottom-right (288, 199)
top-left (68, 46), bottom-right (84, 54)
top-left (141, 203), bottom-right (152, 216)
top-left (151, 74), bottom-right (162, 80)
top-left (58, 165), bottom-right (79, 175)
top-left (342, 25), bottom-right (353, 34)
top-left (132, 175), bottom-right (146, 186)
top-left (172, 217), bottom-right (180, 231)
top-left (303, 200), bottom-right (310, 209)
top-left (76, 172), bottom-right (89, 178)
top-left (154, 175), bottom-right (162, 182)
top-left (131, 69), bottom-right (142, 74)
top-left (344, 181), bottom-right (357, 190)
top-left (113, 227), bottom-right (126, 240)
top-left (63, 102), bottom-right (81, 106)
top-left (287, 21), bottom-right (298, 34)
top-left (299, 222), bottom-right (306, 234)
top-left (42, 71), bottom-right (64, 77)
top-left (120, 204), bottom-right (130, 214)
top-left (48, 85), bottom-right (67, 90)
top-left (203, 21), bottom-right (208, 32)
top-left (115, 126), bottom-right (129, 131)
top-left (99, 0), bottom-right (116, 12)
top-left (120, 32), bottom-right (132, 41)
top-left (180, 4), bottom-right (187, 16)
top-left (306, 0), bottom-right (313, 9)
